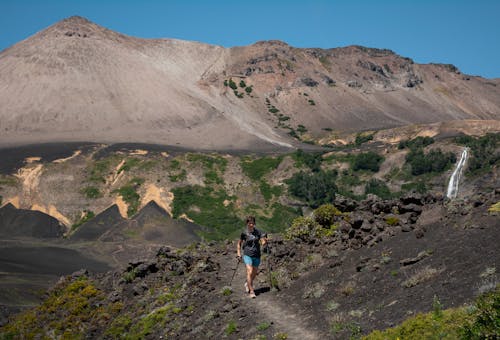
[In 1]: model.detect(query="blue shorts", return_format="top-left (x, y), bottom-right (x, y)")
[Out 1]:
top-left (243, 255), bottom-right (261, 267)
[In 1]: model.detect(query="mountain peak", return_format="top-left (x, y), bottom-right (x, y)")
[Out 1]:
top-left (44, 15), bottom-right (107, 39)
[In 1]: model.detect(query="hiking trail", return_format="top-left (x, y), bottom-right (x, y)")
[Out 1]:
top-left (220, 250), bottom-right (325, 339)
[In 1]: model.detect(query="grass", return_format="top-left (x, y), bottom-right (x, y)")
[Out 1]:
top-left (488, 201), bottom-right (500, 213)
top-left (72, 210), bottom-right (95, 230)
top-left (402, 266), bottom-right (443, 288)
top-left (81, 186), bottom-right (101, 199)
top-left (225, 320), bottom-right (237, 335)
top-left (113, 177), bottom-right (145, 217)
top-left (0, 175), bottom-right (18, 186)
top-left (241, 156), bottom-right (283, 181)
top-left (363, 285), bottom-right (500, 340)
top-left (171, 185), bottom-right (241, 240)
top-left (118, 157), bottom-right (141, 173)
top-left (257, 322), bottom-right (271, 331)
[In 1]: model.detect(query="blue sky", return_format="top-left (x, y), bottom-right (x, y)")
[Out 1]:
top-left (2, 0), bottom-right (499, 78)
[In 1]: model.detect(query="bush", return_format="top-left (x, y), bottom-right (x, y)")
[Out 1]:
top-left (406, 148), bottom-right (456, 175)
top-left (293, 149), bottom-right (323, 172)
top-left (228, 78), bottom-right (237, 90)
top-left (398, 136), bottom-right (434, 150)
top-left (355, 133), bottom-right (374, 146)
top-left (113, 178), bottom-right (144, 217)
top-left (284, 216), bottom-right (320, 240)
top-left (365, 285), bottom-right (500, 340)
top-left (314, 204), bottom-right (341, 227)
top-left (455, 133), bottom-right (500, 175)
top-left (352, 152), bottom-right (384, 172)
top-left (245, 85), bottom-right (253, 94)
top-left (287, 170), bottom-right (338, 208)
top-left (239, 80), bottom-right (246, 88)
top-left (460, 285), bottom-right (500, 339)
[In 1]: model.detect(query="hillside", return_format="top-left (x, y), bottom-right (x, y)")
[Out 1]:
top-left (0, 16), bottom-right (499, 149)
top-left (0, 129), bottom-right (498, 335)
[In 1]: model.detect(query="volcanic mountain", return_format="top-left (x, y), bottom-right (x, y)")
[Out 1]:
top-left (0, 16), bottom-right (499, 149)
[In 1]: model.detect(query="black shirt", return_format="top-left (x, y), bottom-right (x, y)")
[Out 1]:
top-left (240, 228), bottom-right (263, 258)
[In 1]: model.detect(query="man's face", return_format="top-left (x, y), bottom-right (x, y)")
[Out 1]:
top-left (247, 222), bottom-right (255, 229)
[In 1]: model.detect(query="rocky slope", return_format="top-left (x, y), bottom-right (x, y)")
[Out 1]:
top-left (1, 190), bottom-right (498, 338)
top-left (0, 16), bottom-right (499, 149)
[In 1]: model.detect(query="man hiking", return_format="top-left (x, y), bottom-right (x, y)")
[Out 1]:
top-left (237, 216), bottom-right (267, 298)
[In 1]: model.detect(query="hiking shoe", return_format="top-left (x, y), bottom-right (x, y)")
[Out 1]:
top-left (244, 282), bottom-right (249, 293)
top-left (249, 291), bottom-right (256, 298)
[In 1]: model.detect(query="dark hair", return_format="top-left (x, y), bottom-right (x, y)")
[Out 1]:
top-left (246, 216), bottom-right (256, 224)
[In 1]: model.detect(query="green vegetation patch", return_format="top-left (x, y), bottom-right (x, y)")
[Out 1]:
top-left (171, 185), bottom-right (241, 240)
top-left (489, 201), bottom-right (500, 213)
top-left (293, 149), bottom-right (323, 172)
top-left (187, 153), bottom-right (227, 185)
top-left (287, 170), bottom-right (338, 208)
top-left (455, 133), bottom-right (500, 176)
top-left (352, 152), bottom-right (384, 172)
top-left (241, 156), bottom-right (283, 181)
top-left (0, 175), bottom-right (18, 186)
top-left (364, 285), bottom-right (500, 339)
top-left (81, 186), bottom-right (102, 199)
top-left (0, 276), bottom-right (120, 339)
top-left (118, 157), bottom-right (141, 173)
top-left (72, 210), bottom-right (96, 231)
top-left (113, 177), bottom-right (145, 217)
top-left (89, 158), bottom-right (115, 183)
top-left (398, 136), bottom-right (434, 150)
top-left (405, 148), bottom-right (456, 176)
top-left (259, 181), bottom-right (283, 201)
top-left (355, 132), bottom-right (374, 146)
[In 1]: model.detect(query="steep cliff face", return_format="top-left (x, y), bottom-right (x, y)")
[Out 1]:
top-left (1, 16), bottom-right (499, 149)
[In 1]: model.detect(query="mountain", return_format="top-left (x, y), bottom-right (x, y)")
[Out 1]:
top-left (0, 16), bottom-right (499, 150)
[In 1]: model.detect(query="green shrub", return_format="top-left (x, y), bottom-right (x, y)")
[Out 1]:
top-left (385, 216), bottom-right (399, 226)
top-left (308, 99), bottom-right (316, 105)
top-left (355, 133), bottom-right (374, 146)
top-left (257, 322), bottom-right (271, 331)
top-left (239, 80), bottom-right (246, 88)
top-left (245, 85), bottom-right (253, 94)
top-left (365, 179), bottom-right (392, 199)
top-left (228, 78), bottom-right (237, 90)
top-left (460, 285), bottom-right (500, 339)
top-left (364, 286), bottom-right (500, 339)
top-left (314, 204), bottom-right (341, 227)
top-left (293, 149), bottom-right (323, 172)
top-left (455, 133), bottom-right (500, 175)
top-left (285, 216), bottom-right (319, 240)
top-left (297, 125), bottom-right (308, 134)
top-left (352, 152), bottom-right (384, 172)
top-left (406, 148), bottom-right (456, 175)
top-left (269, 107), bottom-right (280, 114)
top-left (223, 79), bottom-right (228, 87)
top-left (398, 136), bottom-right (434, 149)
top-left (225, 321), bottom-right (237, 335)
top-left (287, 170), bottom-right (338, 208)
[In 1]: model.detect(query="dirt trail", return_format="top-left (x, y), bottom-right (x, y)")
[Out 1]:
top-left (220, 250), bottom-right (324, 339)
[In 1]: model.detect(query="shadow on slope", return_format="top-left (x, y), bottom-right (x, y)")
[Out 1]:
top-left (70, 201), bottom-right (203, 247)
top-left (0, 204), bottom-right (65, 239)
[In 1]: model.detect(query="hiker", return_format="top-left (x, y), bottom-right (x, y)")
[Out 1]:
top-left (237, 216), bottom-right (268, 298)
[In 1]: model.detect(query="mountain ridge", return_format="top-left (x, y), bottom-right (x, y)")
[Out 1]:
top-left (1, 16), bottom-right (499, 150)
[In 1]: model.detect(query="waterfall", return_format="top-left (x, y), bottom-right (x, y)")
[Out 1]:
top-left (446, 148), bottom-right (468, 199)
